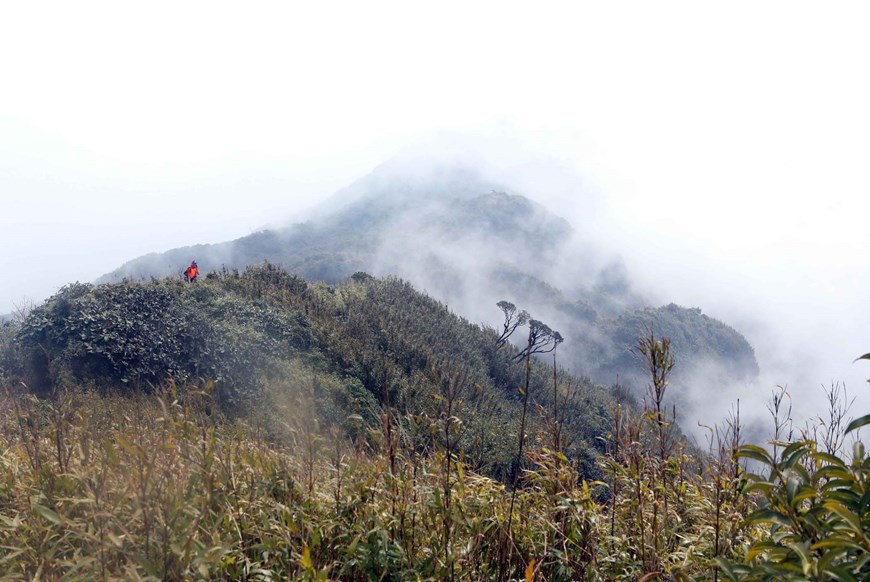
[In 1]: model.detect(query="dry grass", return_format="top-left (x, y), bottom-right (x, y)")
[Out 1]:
top-left (2, 379), bottom-right (861, 581)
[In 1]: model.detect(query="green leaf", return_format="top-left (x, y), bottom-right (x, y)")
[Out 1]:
top-left (745, 509), bottom-right (792, 528)
top-left (823, 501), bottom-right (863, 535)
top-left (746, 540), bottom-right (783, 559)
top-left (736, 445), bottom-right (774, 466)
top-left (781, 440), bottom-right (812, 467)
top-left (844, 414), bottom-right (870, 434)
top-left (791, 486), bottom-right (817, 506)
top-left (811, 451), bottom-right (847, 469)
top-left (811, 538), bottom-right (863, 552)
top-left (713, 558), bottom-right (745, 582)
top-left (785, 541), bottom-right (812, 576)
top-left (32, 504), bottom-right (64, 525)
top-left (825, 489), bottom-right (860, 506)
top-left (743, 480), bottom-right (777, 495)
top-left (823, 566), bottom-right (858, 582)
top-left (300, 543), bottom-right (313, 570)
top-left (817, 466), bottom-right (853, 482)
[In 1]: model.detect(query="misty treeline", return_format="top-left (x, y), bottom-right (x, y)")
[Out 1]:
top-left (0, 264), bottom-right (867, 579)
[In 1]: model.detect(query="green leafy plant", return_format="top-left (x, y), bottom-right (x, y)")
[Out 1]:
top-left (717, 360), bottom-right (870, 580)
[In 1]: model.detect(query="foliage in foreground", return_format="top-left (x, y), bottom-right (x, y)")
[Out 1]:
top-left (718, 418), bottom-right (870, 580)
top-left (0, 266), bottom-right (867, 579)
top-left (0, 375), bottom-right (864, 580)
top-left (0, 383), bottom-right (591, 580)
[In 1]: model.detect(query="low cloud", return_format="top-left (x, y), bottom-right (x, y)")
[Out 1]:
top-left (344, 127), bottom-right (870, 442)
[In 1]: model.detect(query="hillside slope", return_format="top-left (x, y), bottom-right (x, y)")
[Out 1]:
top-left (12, 264), bottom-right (614, 480)
top-left (2, 269), bottom-right (864, 579)
top-left (98, 161), bottom-right (759, 397)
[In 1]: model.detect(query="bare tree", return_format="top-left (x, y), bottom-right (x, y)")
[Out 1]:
top-left (494, 301), bottom-right (529, 348)
top-left (512, 319), bottom-right (563, 361)
top-left (506, 317), bottom-right (563, 552)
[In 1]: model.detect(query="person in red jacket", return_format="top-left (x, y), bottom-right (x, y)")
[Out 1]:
top-left (184, 261), bottom-right (199, 282)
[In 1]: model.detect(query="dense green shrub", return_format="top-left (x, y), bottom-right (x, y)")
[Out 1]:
top-left (15, 277), bottom-right (312, 405)
top-left (718, 417), bottom-right (869, 580)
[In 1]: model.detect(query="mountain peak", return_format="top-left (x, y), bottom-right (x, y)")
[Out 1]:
top-left (311, 158), bottom-right (510, 220)
top-left (98, 156), bottom-right (759, 397)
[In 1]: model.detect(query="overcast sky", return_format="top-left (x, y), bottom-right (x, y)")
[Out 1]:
top-left (2, 2), bottom-right (869, 419)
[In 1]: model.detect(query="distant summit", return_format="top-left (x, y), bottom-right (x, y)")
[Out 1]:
top-left (100, 161), bottom-right (574, 287)
top-left (100, 158), bottom-right (759, 396)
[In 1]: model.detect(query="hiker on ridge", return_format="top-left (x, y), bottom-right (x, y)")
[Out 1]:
top-left (184, 260), bottom-right (199, 282)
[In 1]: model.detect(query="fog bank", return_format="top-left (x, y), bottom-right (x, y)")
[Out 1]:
top-left (373, 129), bottom-right (870, 439)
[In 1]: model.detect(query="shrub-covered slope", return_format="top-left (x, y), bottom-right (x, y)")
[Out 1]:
top-left (1, 340), bottom-right (865, 579)
top-left (9, 264), bottom-right (614, 481)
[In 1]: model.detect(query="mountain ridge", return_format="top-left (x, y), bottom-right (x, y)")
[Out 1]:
top-left (12, 264), bottom-right (614, 481)
top-left (98, 160), bottom-right (759, 395)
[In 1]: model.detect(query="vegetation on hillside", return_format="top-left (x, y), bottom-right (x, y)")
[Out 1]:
top-left (0, 284), bottom-right (866, 578)
top-left (587, 303), bottom-right (760, 389)
top-left (6, 264), bottom-right (613, 483)
top-left (1, 265), bottom-right (868, 579)
top-left (96, 164), bottom-right (760, 397)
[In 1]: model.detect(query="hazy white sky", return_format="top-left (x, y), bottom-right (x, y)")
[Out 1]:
top-left (2, 1), bottom-right (869, 418)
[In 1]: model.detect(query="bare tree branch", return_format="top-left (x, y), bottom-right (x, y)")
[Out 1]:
top-left (495, 300), bottom-right (529, 348)
top-left (512, 319), bottom-right (563, 361)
